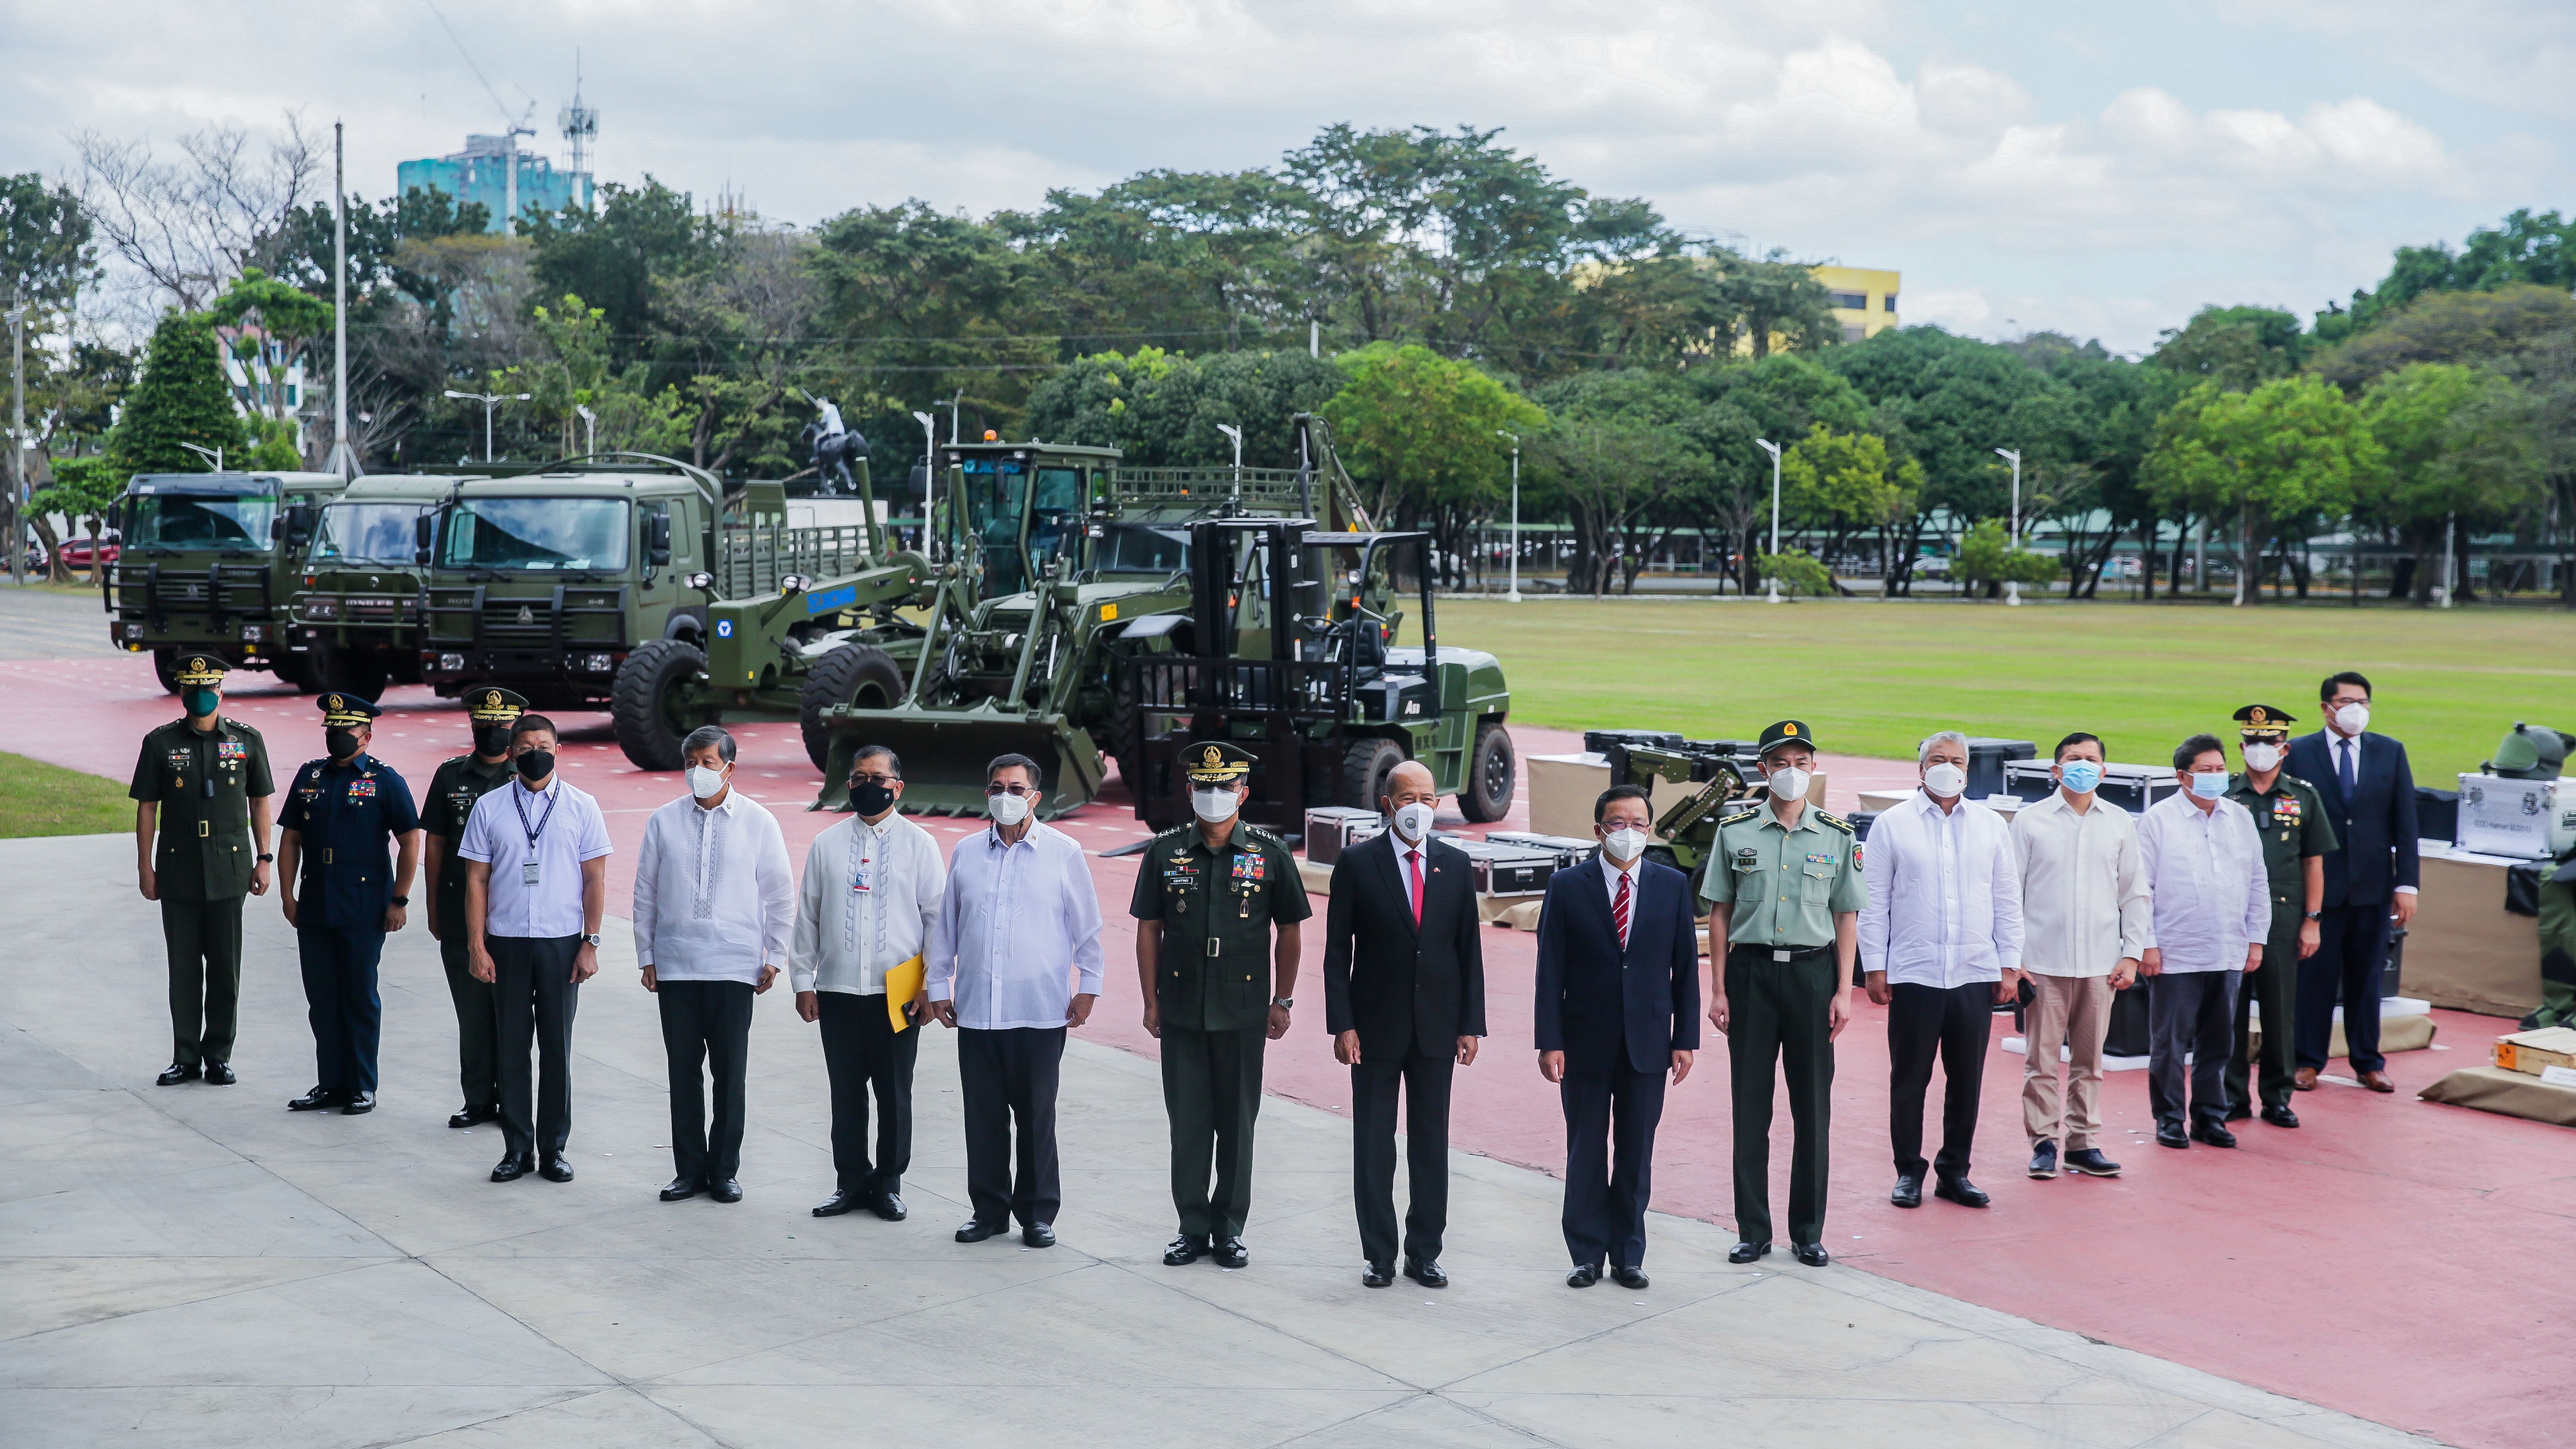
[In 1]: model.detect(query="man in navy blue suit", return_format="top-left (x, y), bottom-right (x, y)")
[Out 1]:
top-left (1534, 786), bottom-right (1699, 1291)
top-left (2284, 671), bottom-right (2419, 1094)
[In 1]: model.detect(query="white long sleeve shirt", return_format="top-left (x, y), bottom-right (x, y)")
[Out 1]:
top-left (2011, 790), bottom-right (2154, 978)
top-left (631, 789), bottom-right (794, 985)
top-left (792, 810), bottom-right (946, 996)
top-left (1859, 790), bottom-right (2023, 987)
top-left (926, 821), bottom-right (1105, 1030)
top-left (2137, 792), bottom-right (2270, 974)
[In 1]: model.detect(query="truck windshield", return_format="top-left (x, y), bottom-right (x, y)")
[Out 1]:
top-left (313, 502), bottom-right (425, 566)
top-left (441, 497), bottom-right (629, 571)
top-left (126, 492), bottom-right (278, 550)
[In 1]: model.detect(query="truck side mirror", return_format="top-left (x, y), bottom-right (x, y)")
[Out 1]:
top-left (413, 513), bottom-right (435, 566)
top-left (647, 510), bottom-right (673, 567)
top-left (283, 500), bottom-right (315, 549)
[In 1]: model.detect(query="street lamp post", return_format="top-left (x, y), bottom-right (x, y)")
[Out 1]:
top-left (1215, 423), bottom-right (1243, 504)
top-left (1756, 437), bottom-right (1782, 603)
top-left (178, 441), bottom-right (224, 472)
top-left (443, 390), bottom-right (530, 464)
top-left (5, 302), bottom-right (23, 585)
top-left (1495, 429), bottom-right (1521, 602)
top-left (574, 404), bottom-right (596, 455)
top-left (1994, 447), bottom-right (2023, 606)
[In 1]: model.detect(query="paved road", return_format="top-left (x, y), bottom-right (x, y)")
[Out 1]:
top-left (0, 831), bottom-right (2432, 1449)
top-left (0, 582), bottom-right (120, 661)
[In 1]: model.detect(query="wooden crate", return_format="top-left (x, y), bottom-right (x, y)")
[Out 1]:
top-left (2493, 1026), bottom-right (2576, 1075)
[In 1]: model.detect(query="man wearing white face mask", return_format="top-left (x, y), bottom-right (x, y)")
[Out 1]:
top-left (2222, 706), bottom-right (2334, 1129)
top-left (633, 726), bottom-right (794, 1203)
top-left (2284, 671), bottom-right (2418, 1094)
top-left (1861, 731), bottom-right (2022, 1211)
top-left (2137, 735), bottom-right (2269, 1150)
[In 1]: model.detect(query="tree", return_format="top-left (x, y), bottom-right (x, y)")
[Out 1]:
top-left (1779, 423), bottom-right (1920, 593)
top-left (2144, 378), bottom-right (2383, 604)
top-left (208, 267), bottom-right (331, 425)
top-left (2148, 305), bottom-right (2308, 392)
top-left (1022, 347), bottom-right (1342, 467)
top-left (1324, 343), bottom-right (1542, 580)
top-left (1534, 413), bottom-right (1713, 595)
top-left (27, 456), bottom-right (119, 581)
top-left (2308, 284), bottom-right (2576, 390)
top-left (1950, 519), bottom-right (2057, 598)
top-left (105, 311), bottom-right (241, 478)
top-left (2359, 363), bottom-right (2543, 603)
top-left (73, 117), bottom-right (321, 312)
top-left (2321, 208), bottom-right (2576, 341)
top-left (0, 174), bottom-right (97, 313)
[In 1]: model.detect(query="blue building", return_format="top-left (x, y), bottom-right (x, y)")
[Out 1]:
top-left (396, 135), bottom-right (592, 232)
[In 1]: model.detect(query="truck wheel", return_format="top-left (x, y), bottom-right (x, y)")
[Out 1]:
top-left (322, 651), bottom-right (389, 703)
top-left (1458, 722), bottom-right (1515, 822)
top-left (613, 637), bottom-right (707, 771)
top-left (798, 643), bottom-right (907, 771)
top-left (1106, 688), bottom-right (1143, 796)
top-left (151, 649), bottom-right (183, 696)
top-left (1339, 737), bottom-right (1406, 811)
top-left (282, 653), bottom-right (324, 694)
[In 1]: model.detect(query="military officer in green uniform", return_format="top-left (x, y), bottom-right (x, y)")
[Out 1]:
top-left (1128, 741), bottom-right (1311, 1271)
top-left (1701, 719), bottom-right (1863, 1269)
top-left (421, 688), bottom-right (529, 1128)
top-left (129, 654), bottom-right (275, 1087)
top-left (2222, 704), bottom-right (2337, 1128)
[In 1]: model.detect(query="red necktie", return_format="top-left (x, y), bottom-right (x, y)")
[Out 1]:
top-left (1613, 869), bottom-right (1631, 949)
top-left (1407, 847), bottom-right (1424, 926)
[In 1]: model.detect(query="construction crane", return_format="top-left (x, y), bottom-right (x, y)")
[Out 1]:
top-left (422, 0), bottom-right (537, 229)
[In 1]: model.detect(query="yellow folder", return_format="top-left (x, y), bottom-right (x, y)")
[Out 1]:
top-left (885, 955), bottom-right (926, 1032)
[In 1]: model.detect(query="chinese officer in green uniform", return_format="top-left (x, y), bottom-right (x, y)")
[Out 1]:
top-left (1701, 719), bottom-right (1863, 1269)
top-left (130, 654), bottom-right (275, 1087)
top-left (421, 688), bottom-right (528, 1127)
top-left (1128, 741), bottom-right (1311, 1270)
top-left (2223, 704), bottom-right (2337, 1128)
top-left (276, 694), bottom-right (421, 1116)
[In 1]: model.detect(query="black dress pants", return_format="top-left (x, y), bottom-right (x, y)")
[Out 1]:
top-left (2226, 910), bottom-right (2302, 1114)
top-left (160, 895), bottom-right (244, 1067)
top-left (1161, 1023), bottom-right (1267, 1240)
top-left (1560, 1051), bottom-right (1666, 1271)
top-left (659, 979), bottom-right (754, 1185)
top-left (818, 991), bottom-right (918, 1196)
top-left (297, 925), bottom-right (387, 1093)
top-left (958, 1026), bottom-right (1064, 1229)
top-left (1350, 1039), bottom-right (1454, 1267)
top-left (1886, 980), bottom-right (1992, 1183)
top-left (1725, 951), bottom-right (1835, 1247)
top-left (2298, 904), bottom-right (2390, 1074)
top-left (2149, 971), bottom-right (2240, 1130)
top-left (489, 934), bottom-right (582, 1159)
top-left (437, 915), bottom-right (502, 1112)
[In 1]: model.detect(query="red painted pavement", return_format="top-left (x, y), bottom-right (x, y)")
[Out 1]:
top-left (11, 657), bottom-right (2568, 1448)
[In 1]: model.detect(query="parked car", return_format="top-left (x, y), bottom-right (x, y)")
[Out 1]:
top-left (56, 535), bottom-right (120, 568)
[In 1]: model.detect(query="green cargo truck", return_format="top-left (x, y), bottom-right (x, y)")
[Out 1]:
top-left (104, 470), bottom-right (350, 693)
top-left (285, 474), bottom-right (458, 699)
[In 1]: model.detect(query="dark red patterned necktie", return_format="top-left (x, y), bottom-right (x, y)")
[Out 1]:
top-left (1613, 870), bottom-right (1631, 949)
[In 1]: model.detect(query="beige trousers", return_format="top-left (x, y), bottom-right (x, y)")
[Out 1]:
top-left (2021, 973), bottom-right (2114, 1150)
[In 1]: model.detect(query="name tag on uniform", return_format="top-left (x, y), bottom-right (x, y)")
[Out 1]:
top-left (1734, 847), bottom-right (1759, 869)
top-left (522, 859), bottom-right (541, 885)
top-left (852, 855), bottom-right (874, 893)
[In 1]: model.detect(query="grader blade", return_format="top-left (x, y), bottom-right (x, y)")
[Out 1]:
top-left (814, 703), bottom-right (1106, 820)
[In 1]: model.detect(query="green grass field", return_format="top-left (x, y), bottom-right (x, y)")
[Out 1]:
top-left (1434, 596), bottom-right (2576, 780)
top-left (0, 751), bottom-right (133, 839)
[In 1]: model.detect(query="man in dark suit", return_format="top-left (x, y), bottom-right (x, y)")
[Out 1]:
top-left (2284, 671), bottom-right (2419, 1094)
top-left (1320, 759), bottom-right (1485, 1290)
top-left (1535, 786), bottom-right (1698, 1291)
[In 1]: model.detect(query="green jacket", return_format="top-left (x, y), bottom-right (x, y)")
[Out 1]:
top-left (129, 716), bottom-right (274, 902)
top-left (1129, 822), bottom-right (1311, 1032)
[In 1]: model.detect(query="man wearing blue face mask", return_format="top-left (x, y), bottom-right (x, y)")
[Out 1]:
top-left (2137, 735), bottom-right (2270, 1150)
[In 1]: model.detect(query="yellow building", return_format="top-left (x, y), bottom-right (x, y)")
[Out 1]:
top-left (1813, 265), bottom-right (1900, 341)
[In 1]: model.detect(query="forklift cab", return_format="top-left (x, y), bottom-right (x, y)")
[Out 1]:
top-left (941, 441), bottom-right (1113, 597)
top-left (1299, 530), bottom-right (1434, 696)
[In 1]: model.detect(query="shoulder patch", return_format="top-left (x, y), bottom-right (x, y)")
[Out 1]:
top-left (1241, 824), bottom-right (1282, 846)
top-left (1815, 810), bottom-right (1855, 834)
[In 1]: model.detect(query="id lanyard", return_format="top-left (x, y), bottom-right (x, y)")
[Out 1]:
top-left (510, 782), bottom-right (561, 885)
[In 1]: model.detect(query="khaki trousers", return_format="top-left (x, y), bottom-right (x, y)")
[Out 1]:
top-left (2021, 973), bottom-right (2114, 1150)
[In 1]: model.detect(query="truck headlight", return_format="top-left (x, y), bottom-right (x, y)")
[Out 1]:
top-left (581, 653), bottom-right (614, 673)
top-left (303, 596), bottom-right (339, 620)
top-left (239, 625), bottom-right (265, 643)
top-left (437, 652), bottom-right (466, 672)
top-left (121, 623), bottom-right (144, 640)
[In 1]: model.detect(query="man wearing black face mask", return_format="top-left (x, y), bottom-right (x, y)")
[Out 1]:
top-left (421, 688), bottom-right (530, 1127)
top-left (277, 693), bottom-right (422, 1115)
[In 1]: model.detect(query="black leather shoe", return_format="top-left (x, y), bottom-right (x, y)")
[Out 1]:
top-left (2155, 1122), bottom-right (2190, 1150)
top-left (1792, 1242), bottom-right (1831, 1268)
top-left (538, 1155), bottom-right (575, 1183)
top-left (491, 1152), bottom-right (533, 1183)
top-left (156, 1062), bottom-right (200, 1086)
top-left (201, 1061), bottom-right (235, 1086)
top-left (2028, 1140), bottom-right (2058, 1179)
top-left (1727, 1241), bottom-right (1771, 1264)
top-left (2224, 1104), bottom-right (2252, 1122)
top-left (2063, 1148), bottom-right (2122, 1177)
top-left (1611, 1265), bottom-right (1650, 1290)
top-left (339, 1091), bottom-right (375, 1116)
top-left (661, 1176), bottom-right (702, 1202)
top-left (2190, 1121), bottom-right (2238, 1149)
top-left (1403, 1258), bottom-right (1448, 1289)
top-left (812, 1188), bottom-right (861, 1216)
top-left (1934, 1177), bottom-right (1991, 1208)
top-left (1566, 1263), bottom-right (1601, 1288)
top-left (708, 1178), bottom-right (743, 1203)
top-left (2261, 1104), bottom-right (2300, 1128)
top-left (870, 1192), bottom-right (907, 1222)
top-left (955, 1218), bottom-right (1003, 1243)
top-left (1022, 1222), bottom-right (1055, 1248)
top-left (1362, 1261), bottom-right (1395, 1288)
top-left (286, 1085), bottom-right (339, 1112)
top-left (1163, 1234), bottom-right (1210, 1266)
top-left (448, 1104), bottom-right (498, 1129)
top-left (1890, 1173), bottom-right (1923, 1208)
top-left (1212, 1236), bottom-right (1248, 1269)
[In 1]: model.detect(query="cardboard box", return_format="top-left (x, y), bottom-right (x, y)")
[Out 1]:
top-left (2494, 1026), bottom-right (2576, 1075)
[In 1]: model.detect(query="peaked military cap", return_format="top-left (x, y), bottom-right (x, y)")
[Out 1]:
top-left (466, 686), bottom-right (529, 724)
top-left (172, 654), bottom-right (229, 687)
top-left (2233, 704), bottom-right (2296, 738)
top-left (1182, 740), bottom-right (1254, 784)
top-left (1756, 718), bottom-right (1818, 757)
top-left (319, 692), bottom-right (381, 729)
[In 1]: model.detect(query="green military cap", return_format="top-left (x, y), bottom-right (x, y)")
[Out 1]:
top-left (2233, 704), bottom-right (2296, 739)
top-left (1182, 740), bottom-right (1254, 784)
top-left (1755, 719), bottom-right (1818, 757)
top-left (173, 654), bottom-right (229, 687)
top-left (466, 686), bottom-right (529, 724)
top-left (319, 692), bottom-right (381, 729)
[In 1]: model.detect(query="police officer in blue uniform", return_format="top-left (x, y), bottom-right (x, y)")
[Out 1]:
top-left (277, 693), bottom-right (422, 1115)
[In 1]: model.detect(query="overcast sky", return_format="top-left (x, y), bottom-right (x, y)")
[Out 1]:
top-left (7, 0), bottom-right (2568, 353)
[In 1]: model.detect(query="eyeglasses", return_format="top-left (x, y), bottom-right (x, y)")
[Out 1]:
top-left (849, 773), bottom-right (897, 788)
top-left (985, 782), bottom-right (1036, 796)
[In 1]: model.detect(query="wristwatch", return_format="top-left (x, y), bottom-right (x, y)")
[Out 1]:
top-left (1271, 996), bottom-right (1295, 1009)
top-left (390, 894), bottom-right (409, 907)
top-left (581, 932), bottom-right (603, 947)
top-left (257, 853), bottom-right (275, 862)
top-left (2303, 911), bottom-right (2322, 922)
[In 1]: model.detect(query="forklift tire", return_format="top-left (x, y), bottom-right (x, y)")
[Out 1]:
top-left (613, 637), bottom-right (708, 772)
top-left (798, 643), bottom-right (908, 771)
top-left (151, 649), bottom-right (184, 696)
top-left (1458, 722), bottom-right (1515, 822)
top-left (1339, 737), bottom-right (1407, 811)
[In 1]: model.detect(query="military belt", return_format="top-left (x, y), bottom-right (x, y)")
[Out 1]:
top-left (1205, 936), bottom-right (1222, 958)
top-left (1731, 943), bottom-right (1832, 962)
top-left (197, 820), bottom-right (210, 837)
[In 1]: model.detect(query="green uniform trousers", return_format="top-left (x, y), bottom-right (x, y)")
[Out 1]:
top-left (2226, 908), bottom-right (2303, 1115)
top-left (162, 895), bottom-right (245, 1068)
top-left (1725, 950), bottom-right (1836, 1248)
top-left (437, 915), bottom-right (502, 1112)
top-left (1160, 1023), bottom-right (1267, 1240)
top-left (2538, 880), bottom-right (2576, 1028)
